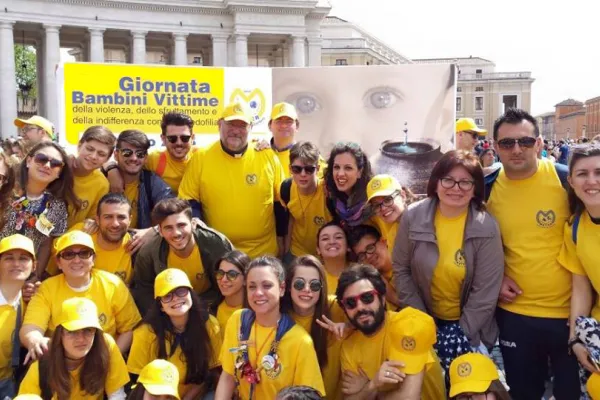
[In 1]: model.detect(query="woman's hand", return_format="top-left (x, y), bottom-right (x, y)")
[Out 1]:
top-left (341, 368), bottom-right (370, 395)
top-left (316, 314), bottom-right (352, 340)
top-left (24, 336), bottom-right (50, 364)
top-left (573, 342), bottom-right (600, 373)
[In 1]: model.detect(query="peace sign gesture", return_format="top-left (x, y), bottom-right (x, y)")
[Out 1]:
top-left (316, 314), bottom-right (353, 340)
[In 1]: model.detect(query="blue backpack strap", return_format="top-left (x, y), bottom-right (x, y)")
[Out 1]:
top-left (554, 162), bottom-right (570, 191)
top-left (273, 312), bottom-right (296, 342)
top-left (484, 167), bottom-right (501, 202)
top-left (572, 213), bottom-right (581, 245)
top-left (240, 308), bottom-right (256, 341)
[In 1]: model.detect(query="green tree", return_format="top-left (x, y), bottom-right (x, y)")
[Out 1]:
top-left (14, 45), bottom-right (37, 99)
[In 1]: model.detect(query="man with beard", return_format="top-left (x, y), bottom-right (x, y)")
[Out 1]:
top-left (336, 264), bottom-right (441, 400)
top-left (131, 198), bottom-right (233, 316)
top-left (179, 102), bottom-right (286, 258)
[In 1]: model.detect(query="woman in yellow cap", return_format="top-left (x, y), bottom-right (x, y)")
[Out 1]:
top-left (0, 234), bottom-right (35, 398)
top-left (213, 250), bottom-right (250, 331)
top-left (20, 230), bottom-right (141, 361)
top-left (449, 353), bottom-right (509, 400)
top-left (128, 268), bottom-right (222, 400)
top-left (128, 359), bottom-right (180, 400)
top-left (18, 297), bottom-right (130, 399)
top-left (216, 256), bottom-right (325, 400)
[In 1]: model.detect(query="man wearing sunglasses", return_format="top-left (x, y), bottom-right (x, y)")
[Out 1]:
top-left (485, 108), bottom-right (578, 399)
top-left (179, 102), bottom-right (286, 258)
top-left (13, 115), bottom-right (55, 149)
top-left (336, 264), bottom-right (443, 400)
top-left (455, 118), bottom-right (487, 153)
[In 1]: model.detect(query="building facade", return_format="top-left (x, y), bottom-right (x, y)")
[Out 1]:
top-left (554, 99), bottom-right (586, 140)
top-left (536, 111), bottom-right (556, 140)
top-left (586, 96), bottom-right (600, 139)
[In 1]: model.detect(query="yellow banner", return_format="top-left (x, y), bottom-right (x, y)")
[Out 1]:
top-left (63, 63), bottom-right (224, 145)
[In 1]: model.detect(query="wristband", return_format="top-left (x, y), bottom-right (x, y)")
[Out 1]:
top-left (568, 337), bottom-right (582, 354)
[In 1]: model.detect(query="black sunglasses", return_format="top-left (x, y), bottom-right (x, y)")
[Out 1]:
top-left (118, 148), bottom-right (147, 158)
top-left (215, 269), bottom-right (242, 281)
top-left (290, 165), bottom-right (317, 175)
top-left (342, 290), bottom-right (378, 310)
top-left (497, 137), bottom-right (537, 150)
top-left (33, 153), bottom-right (64, 169)
top-left (160, 286), bottom-right (190, 303)
top-left (165, 135), bottom-right (192, 144)
top-left (59, 249), bottom-right (94, 260)
top-left (293, 278), bottom-right (322, 293)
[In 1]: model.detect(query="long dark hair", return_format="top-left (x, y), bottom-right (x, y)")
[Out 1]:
top-left (43, 326), bottom-right (109, 400)
top-left (20, 142), bottom-right (82, 212)
top-left (142, 290), bottom-right (213, 384)
top-left (451, 380), bottom-right (511, 400)
top-left (324, 142), bottom-right (373, 207)
top-left (281, 255), bottom-right (331, 369)
top-left (0, 152), bottom-right (17, 230)
top-left (567, 143), bottom-right (600, 221)
top-left (213, 250), bottom-right (250, 313)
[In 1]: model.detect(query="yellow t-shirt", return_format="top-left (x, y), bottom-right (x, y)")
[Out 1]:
top-left (146, 147), bottom-right (198, 194)
top-left (167, 246), bottom-right (210, 295)
top-left (179, 143), bottom-right (284, 258)
top-left (340, 310), bottom-right (445, 400)
top-left (23, 269), bottom-right (141, 338)
top-left (124, 181), bottom-right (139, 228)
top-left (373, 217), bottom-right (399, 255)
top-left (274, 148), bottom-right (291, 179)
top-left (558, 213), bottom-right (600, 320)
top-left (0, 296), bottom-right (24, 380)
top-left (127, 316), bottom-right (222, 396)
top-left (487, 159), bottom-right (571, 318)
top-left (216, 301), bottom-right (242, 333)
top-left (67, 169), bottom-right (109, 228)
top-left (286, 179), bottom-right (332, 257)
top-left (220, 309), bottom-right (325, 399)
top-left (431, 209), bottom-right (467, 320)
top-left (19, 333), bottom-right (129, 399)
top-left (325, 270), bottom-right (340, 297)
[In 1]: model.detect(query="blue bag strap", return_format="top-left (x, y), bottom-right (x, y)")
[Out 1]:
top-left (572, 213), bottom-right (581, 245)
top-left (240, 308), bottom-right (256, 341)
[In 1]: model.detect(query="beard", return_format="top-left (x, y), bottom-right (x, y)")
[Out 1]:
top-left (348, 305), bottom-right (386, 335)
top-left (100, 228), bottom-right (126, 244)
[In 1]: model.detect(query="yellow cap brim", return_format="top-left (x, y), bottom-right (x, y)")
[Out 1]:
top-left (61, 319), bottom-right (102, 332)
top-left (142, 383), bottom-right (181, 400)
top-left (367, 188), bottom-right (397, 203)
top-left (56, 242), bottom-right (94, 255)
top-left (14, 119), bottom-right (26, 128)
top-left (155, 283), bottom-right (193, 298)
top-left (449, 379), bottom-right (492, 398)
top-left (271, 113), bottom-right (297, 121)
top-left (388, 350), bottom-right (431, 375)
top-left (0, 245), bottom-right (35, 260)
top-left (223, 115), bottom-right (252, 124)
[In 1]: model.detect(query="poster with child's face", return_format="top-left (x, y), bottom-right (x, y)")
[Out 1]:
top-left (272, 64), bottom-right (456, 194)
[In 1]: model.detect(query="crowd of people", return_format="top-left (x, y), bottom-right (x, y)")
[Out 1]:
top-left (0, 103), bottom-right (597, 400)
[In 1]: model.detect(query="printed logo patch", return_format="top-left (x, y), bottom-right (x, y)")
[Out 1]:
top-left (457, 362), bottom-right (472, 377)
top-left (98, 313), bottom-right (107, 326)
top-left (246, 174), bottom-right (257, 185)
top-left (536, 210), bottom-right (556, 228)
top-left (162, 368), bottom-right (176, 384)
top-left (370, 180), bottom-right (382, 190)
top-left (115, 271), bottom-right (126, 281)
top-left (81, 200), bottom-right (89, 210)
top-left (313, 216), bottom-right (325, 226)
top-left (401, 336), bottom-right (416, 351)
top-left (454, 249), bottom-right (466, 267)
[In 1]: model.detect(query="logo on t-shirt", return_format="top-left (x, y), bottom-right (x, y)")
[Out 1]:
top-left (81, 200), bottom-right (89, 210)
top-left (246, 174), bottom-right (257, 185)
top-left (454, 249), bottom-right (466, 268)
top-left (98, 313), bottom-right (107, 326)
top-left (536, 210), bottom-right (556, 228)
top-left (313, 216), bottom-right (325, 226)
top-left (457, 362), bottom-right (472, 377)
top-left (401, 336), bottom-right (416, 351)
top-left (115, 271), bottom-right (126, 281)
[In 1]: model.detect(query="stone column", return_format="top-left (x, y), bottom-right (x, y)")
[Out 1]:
top-left (36, 38), bottom-right (45, 116)
top-left (172, 33), bottom-right (188, 65)
top-left (291, 35), bottom-right (306, 67)
top-left (211, 34), bottom-right (228, 67)
top-left (43, 24), bottom-right (61, 130)
top-left (0, 21), bottom-right (17, 139)
top-left (234, 34), bottom-right (248, 67)
top-left (307, 36), bottom-right (322, 67)
top-left (88, 28), bottom-right (105, 62)
top-left (227, 37), bottom-right (235, 67)
top-left (131, 30), bottom-right (147, 64)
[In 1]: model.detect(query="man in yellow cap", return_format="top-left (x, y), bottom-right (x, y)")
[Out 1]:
top-left (337, 264), bottom-right (445, 400)
top-left (269, 102), bottom-right (300, 175)
top-left (13, 116), bottom-right (55, 149)
top-left (179, 102), bottom-right (286, 258)
top-left (456, 118), bottom-right (486, 153)
top-left (449, 353), bottom-right (507, 398)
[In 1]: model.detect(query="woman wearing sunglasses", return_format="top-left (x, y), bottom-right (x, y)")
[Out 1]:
top-left (393, 150), bottom-right (504, 377)
top-left (449, 353), bottom-right (510, 400)
top-left (18, 297), bottom-right (130, 399)
top-left (316, 222), bottom-right (351, 296)
top-left (282, 255), bottom-right (348, 400)
top-left (0, 142), bottom-right (80, 276)
top-left (213, 250), bottom-right (250, 331)
top-left (216, 256), bottom-right (325, 400)
top-left (20, 230), bottom-right (141, 362)
top-left (128, 268), bottom-right (222, 400)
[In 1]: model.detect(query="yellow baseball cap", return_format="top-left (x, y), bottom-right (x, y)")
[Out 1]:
top-left (587, 373), bottom-right (600, 399)
top-left (57, 297), bottom-right (102, 332)
top-left (449, 353), bottom-right (499, 398)
top-left (14, 115), bottom-right (55, 139)
top-left (132, 359), bottom-right (180, 400)
top-left (155, 268), bottom-right (193, 298)
top-left (221, 102), bottom-right (253, 124)
top-left (456, 118), bottom-right (486, 135)
top-left (366, 174), bottom-right (402, 203)
top-left (13, 395), bottom-right (43, 400)
top-left (270, 102), bottom-right (298, 121)
top-left (54, 230), bottom-right (95, 255)
top-left (0, 234), bottom-right (35, 259)
top-left (387, 308), bottom-right (437, 374)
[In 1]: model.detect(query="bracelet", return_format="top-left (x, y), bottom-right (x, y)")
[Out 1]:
top-left (568, 337), bottom-right (582, 354)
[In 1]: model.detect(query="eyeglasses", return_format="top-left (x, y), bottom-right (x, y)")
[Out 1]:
top-left (293, 278), bottom-right (322, 293)
top-left (497, 137), bottom-right (537, 150)
top-left (165, 135), bottom-right (192, 144)
top-left (118, 148), bottom-right (147, 158)
top-left (290, 165), bottom-right (317, 175)
top-left (341, 289), bottom-right (379, 310)
top-left (160, 286), bottom-right (190, 303)
top-left (63, 327), bottom-right (96, 338)
top-left (371, 191), bottom-right (399, 210)
top-left (33, 153), bottom-right (64, 169)
top-left (456, 394), bottom-right (490, 400)
top-left (440, 177), bottom-right (475, 191)
top-left (215, 269), bottom-right (242, 281)
top-left (59, 249), bottom-right (94, 260)
top-left (355, 242), bottom-right (377, 262)
top-left (464, 131), bottom-right (480, 140)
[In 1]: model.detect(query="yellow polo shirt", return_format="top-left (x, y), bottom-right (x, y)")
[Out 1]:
top-left (23, 269), bottom-right (141, 338)
top-left (19, 333), bottom-right (129, 399)
top-left (68, 169), bottom-right (109, 228)
top-left (146, 147), bottom-right (198, 194)
top-left (124, 181), bottom-right (139, 228)
top-left (179, 142), bottom-right (284, 258)
top-left (216, 301), bottom-right (242, 333)
top-left (167, 246), bottom-right (210, 295)
top-left (372, 218), bottom-right (399, 255)
top-left (487, 159), bottom-right (571, 318)
top-left (0, 294), bottom-right (24, 380)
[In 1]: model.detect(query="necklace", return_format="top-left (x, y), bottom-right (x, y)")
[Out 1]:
top-left (297, 186), bottom-right (318, 220)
